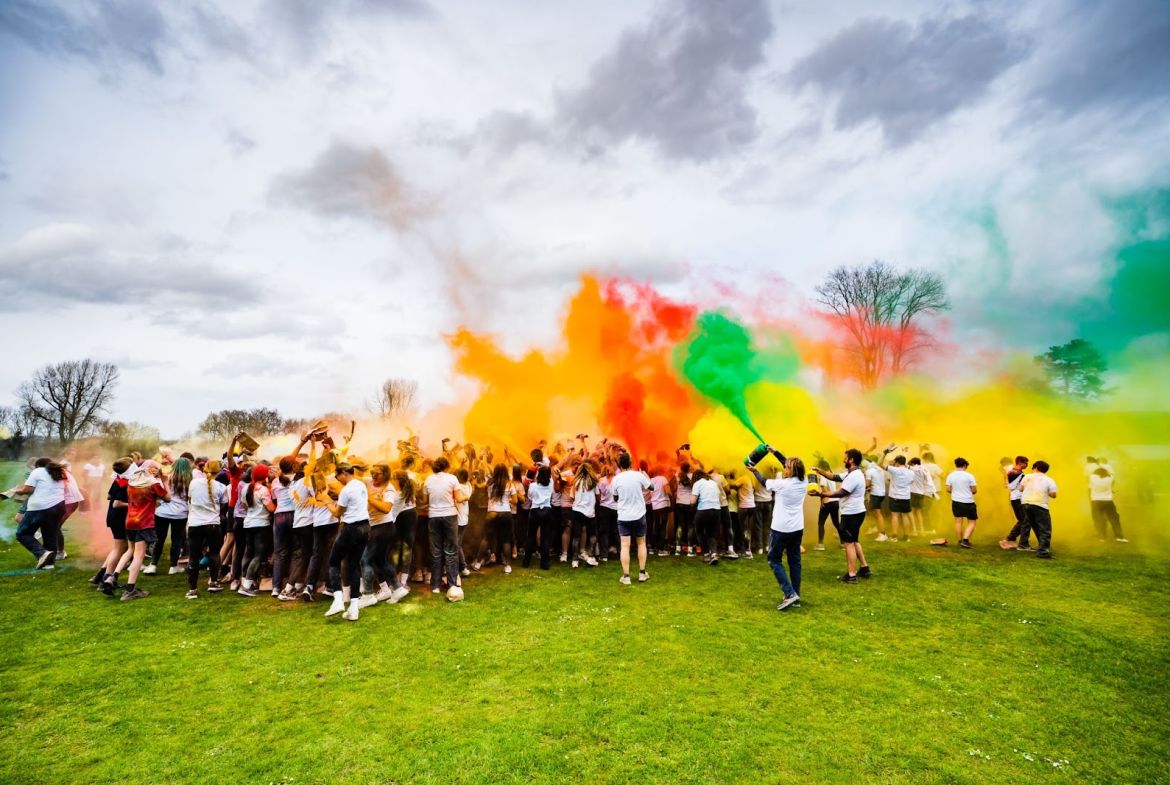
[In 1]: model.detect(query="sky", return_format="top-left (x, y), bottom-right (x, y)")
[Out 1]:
top-left (1, 0), bottom-right (1168, 438)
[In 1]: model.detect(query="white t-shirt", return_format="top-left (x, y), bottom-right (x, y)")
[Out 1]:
top-left (910, 466), bottom-right (930, 496)
top-left (271, 482), bottom-right (295, 513)
top-left (887, 466), bottom-right (914, 500)
top-left (234, 480), bottom-right (249, 518)
top-left (528, 480), bottom-right (553, 509)
top-left (946, 471), bottom-right (978, 504)
top-left (25, 466), bottom-right (66, 511)
top-left (693, 477), bottom-right (721, 511)
top-left (650, 476), bottom-right (670, 509)
top-left (82, 462), bottom-right (105, 479)
top-left (338, 478), bottom-right (370, 523)
top-left (611, 470), bottom-right (652, 522)
top-left (712, 473), bottom-right (729, 507)
top-left (1021, 473), bottom-right (1058, 508)
top-left (488, 483), bottom-right (516, 514)
top-left (424, 472), bottom-right (460, 518)
top-left (865, 465), bottom-right (887, 496)
top-left (291, 478), bottom-right (316, 528)
top-left (738, 479), bottom-right (756, 509)
top-left (676, 474), bottom-right (694, 504)
top-left (456, 482), bottom-right (472, 526)
top-left (839, 468), bottom-right (867, 515)
top-left (155, 478), bottom-right (189, 519)
top-left (572, 480), bottom-right (597, 517)
top-left (765, 476), bottom-right (806, 532)
top-left (1089, 474), bottom-right (1113, 501)
top-left (1007, 470), bottom-right (1026, 501)
top-left (924, 463), bottom-right (943, 493)
top-left (188, 474), bottom-right (228, 527)
top-left (599, 476), bottom-right (616, 510)
top-left (367, 480), bottom-right (396, 526)
top-left (1083, 462), bottom-right (1099, 485)
top-left (243, 485), bottom-right (272, 528)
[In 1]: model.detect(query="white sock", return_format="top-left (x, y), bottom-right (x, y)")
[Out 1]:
top-left (283, 584), bottom-right (293, 594)
top-left (349, 598), bottom-right (360, 609)
top-left (342, 587), bottom-right (351, 602)
top-left (380, 582), bottom-right (389, 592)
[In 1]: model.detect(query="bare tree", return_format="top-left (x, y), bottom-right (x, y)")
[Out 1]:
top-left (16, 359), bottom-right (120, 443)
top-left (815, 261), bottom-right (949, 389)
top-left (366, 377), bottom-right (419, 421)
top-left (196, 408), bottom-right (285, 442)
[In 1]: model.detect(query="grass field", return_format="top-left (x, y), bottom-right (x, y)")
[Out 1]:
top-left (1, 462), bottom-right (1168, 784)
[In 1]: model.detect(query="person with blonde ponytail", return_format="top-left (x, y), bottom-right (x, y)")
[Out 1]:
top-left (185, 460), bottom-right (229, 598)
top-left (569, 460), bottom-right (600, 568)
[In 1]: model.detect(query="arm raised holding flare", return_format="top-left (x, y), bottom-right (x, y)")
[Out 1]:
top-left (745, 445), bottom-right (788, 486)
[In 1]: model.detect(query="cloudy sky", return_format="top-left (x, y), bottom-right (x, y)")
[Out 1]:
top-left (1, 0), bottom-right (1168, 436)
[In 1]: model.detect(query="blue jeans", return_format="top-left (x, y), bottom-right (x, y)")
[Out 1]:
top-left (768, 528), bottom-right (803, 598)
top-left (429, 515), bottom-right (459, 588)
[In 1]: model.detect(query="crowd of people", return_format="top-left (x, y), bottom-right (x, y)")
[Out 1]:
top-left (4, 428), bottom-right (1127, 619)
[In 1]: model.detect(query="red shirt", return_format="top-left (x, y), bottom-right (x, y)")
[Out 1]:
top-left (126, 482), bottom-right (167, 530)
top-left (227, 465), bottom-right (244, 508)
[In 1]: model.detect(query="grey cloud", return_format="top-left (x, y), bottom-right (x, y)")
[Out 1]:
top-left (269, 140), bottom-right (430, 232)
top-left (189, 2), bottom-right (254, 63)
top-left (1029, 0), bottom-right (1170, 117)
top-left (226, 129), bottom-right (257, 157)
top-left (0, 0), bottom-right (170, 75)
top-left (789, 13), bottom-right (1032, 146)
top-left (0, 223), bottom-right (247, 312)
top-left (475, 0), bottom-right (774, 162)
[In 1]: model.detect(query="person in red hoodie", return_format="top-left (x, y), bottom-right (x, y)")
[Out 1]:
top-left (117, 460), bottom-right (171, 601)
top-left (95, 457), bottom-right (135, 595)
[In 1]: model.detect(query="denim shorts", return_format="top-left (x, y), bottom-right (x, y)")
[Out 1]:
top-left (617, 515), bottom-right (647, 538)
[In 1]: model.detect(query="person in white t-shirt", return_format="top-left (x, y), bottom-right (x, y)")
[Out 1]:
top-left (945, 458), bottom-right (979, 548)
top-left (920, 452), bottom-right (943, 533)
top-left (484, 463), bottom-right (519, 574)
top-left (454, 468), bottom-right (474, 578)
top-left (569, 461), bottom-right (600, 568)
top-left (423, 457), bottom-right (467, 598)
top-left (810, 459), bottom-right (840, 551)
top-left (811, 448), bottom-right (872, 583)
top-left (690, 469), bottom-right (723, 566)
top-left (322, 463), bottom-right (372, 619)
top-left (749, 451), bottom-right (805, 610)
top-left (523, 464), bottom-right (556, 570)
top-left (355, 463), bottom-right (410, 609)
top-left (1020, 461), bottom-right (1058, 558)
top-left (149, 457), bottom-right (192, 575)
top-left (1089, 466), bottom-right (1126, 542)
top-left (883, 454), bottom-right (915, 541)
top-left (609, 452), bottom-right (653, 585)
top-left (11, 458), bottom-right (69, 569)
top-left (237, 463), bottom-right (275, 597)
top-left (864, 459), bottom-right (889, 541)
top-left (185, 460), bottom-right (229, 598)
top-left (908, 457), bottom-right (931, 536)
top-left (999, 456), bottom-right (1034, 550)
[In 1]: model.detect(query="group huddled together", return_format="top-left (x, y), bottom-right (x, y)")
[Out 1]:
top-left (4, 425), bottom-right (1126, 617)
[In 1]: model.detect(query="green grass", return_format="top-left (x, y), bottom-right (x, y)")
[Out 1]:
top-left (0, 461), bottom-right (1167, 784)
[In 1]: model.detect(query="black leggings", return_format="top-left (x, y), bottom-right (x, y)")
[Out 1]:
top-left (187, 524), bottom-right (223, 590)
top-left (484, 511), bottom-right (513, 565)
top-left (243, 525), bottom-right (273, 584)
top-left (649, 508), bottom-right (669, 551)
top-left (569, 510), bottom-right (596, 557)
top-left (598, 506), bottom-right (616, 556)
top-left (1091, 500), bottom-right (1123, 540)
top-left (307, 525), bottom-right (335, 588)
top-left (152, 515), bottom-right (187, 567)
top-left (524, 507), bottom-right (554, 569)
top-left (361, 521), bottom-right (400, 593)
top-left (230, 515), bottom-right (246, 580)
top-left (694, 508), bottom-right (720, 555)
top-left (329, 521), bottom-right (369, 595)
top-left (817, 503), bottom-right (840, 544)
top-left (674, 503), bottom-right (694, 548)
top-left (719, 507), bottom-right (731, 551)
top-left (289, 526), bottom-right (314, 586)
top-left (272, 512), bottom-right (294, 591)
top-left (394, 508), bottom-right (418, 577)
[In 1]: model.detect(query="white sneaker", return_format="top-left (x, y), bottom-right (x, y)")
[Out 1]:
top-left (325, 595), bottom-right (347, 617)
top-left (1116, 538), bottom-right (1129, 543)
top-left (357, 594), bottom-right (378, 608)
top-left (875, 533), bottom-right (889, 542)
top-left (583, 555), bottom-right (598, 567)
top-left (638, 571), bottom-right (650, 583)
top-left (620, 574), bottom-right (632, 585)
top-left (460, 568), bottom-right (471, 577)
top-left (375, 586), bottom-right (394, 602)
top-left (168, 566), bottom-right (184, 575)
top-left (471, 560), bottom-right (482, 571)
top-left (57, 550), bottom-right (68, 560)
top-left (344, 599), bottom-right (360, 621)
top-left (572, 560), bottom-right (579, 568)
top-left (390, 586), bottom-right (410, 603)
top-left (559, 553), bottom-right (568, 563)
top-left (143, 564), bottom-right (157, 575)
top-left (504, 565), bottom-right (512, 574)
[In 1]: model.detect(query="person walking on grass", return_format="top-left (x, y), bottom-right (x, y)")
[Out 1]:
top-left (92, 457), bottom-right (133, 591)
top-left (610, 452), bottom-right (652, 585)
top-left (810, 449), bottom-right (872, 584)
top-left (946, 458), bottom-right (979, 549)
top-left (748, 450), bottom-right (807, 611)
top-left (119, 460), bottom-right (171, 601)
top-left (10, 457), bottom-right (68, 571)
top-left (1089, 467), bottom-right (1126, 543)
top-left (323, 462), bottom-right (371, 620)
top-left (1020, 461), bottom-right (1058, 559)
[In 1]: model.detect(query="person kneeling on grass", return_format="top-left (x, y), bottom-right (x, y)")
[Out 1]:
top-left (1019, 461), bottom-right (1058, 559)
top-left (946, 458), bottom-right (979, 549)
top-left (609, 451), bottom-right (652, 585)
top-left (810, 449), bottom-right (872, 584)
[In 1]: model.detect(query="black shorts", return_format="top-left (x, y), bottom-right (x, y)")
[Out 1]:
top-left (868, 495), bottom-right (886, 511)
top-left (839, 512), bottom-right (865, 543)
top-left (617, 516), bottom-right (647, 538)
top-left (107, 517), bottom-right (127, 540)
top-left (127, 528), bottom-right (158, 544)
top-left (889, 497), bottom-right (911, 514)
top-left (952, 501), bottom-right (978, 520)
top-left (911, 493), bottom-right (925, 510)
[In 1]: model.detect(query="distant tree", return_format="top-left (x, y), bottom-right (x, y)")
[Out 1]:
top-left (366, 378), bottom-right (419, 421)
top-left (196, 408), bottom-right (285, 442)
top-left (1035, 339), bottom-right (1110, 401)
top-left (15, 359), bottom-right (119, 444)
top-left (96, 420), bottom-right (161, 459)
top-left (815, 261), bottom-right (949, 389)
